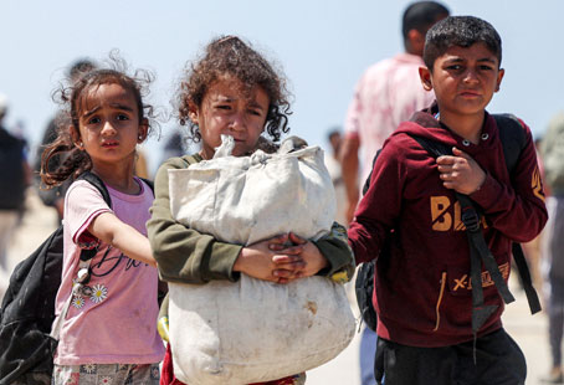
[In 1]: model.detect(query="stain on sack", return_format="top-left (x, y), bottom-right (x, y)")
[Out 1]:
top-left (305, 301), bottom-right (317, 315)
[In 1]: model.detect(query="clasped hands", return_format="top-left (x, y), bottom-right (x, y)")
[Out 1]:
top-left (233, 232), bottom-right (328, 284)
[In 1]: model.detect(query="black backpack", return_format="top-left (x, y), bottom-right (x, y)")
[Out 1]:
top-left (0, 173), bottom-right (156, 385)
top-left (0, 127), bottom-right (26, 211)
top-left (355, 114), bottom-right (541, 332)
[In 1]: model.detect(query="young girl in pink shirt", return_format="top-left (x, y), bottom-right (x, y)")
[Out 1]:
top-left (41, 61), bottom-right (165, 385)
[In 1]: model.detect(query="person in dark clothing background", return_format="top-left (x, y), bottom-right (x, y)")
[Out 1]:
top-left (34, 59), bottom-right (96, 221)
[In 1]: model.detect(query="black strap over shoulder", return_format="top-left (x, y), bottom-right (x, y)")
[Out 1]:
top-left (494, 114), bottom-right (527, 176)
top-left (77, 172), bottom-right (112, 208)
top-left (356, 114), bottom-right (540, 338)
top-left (139, 178), bottom-right (154, 194)
top-left (410, 135), bottom-right (516, 332)
top-left (492, 115), bottom-right (541, 315)
top-left (75, 172), bottom-right (112, 263)
top-left (409, 123), bottom-right (540, 333)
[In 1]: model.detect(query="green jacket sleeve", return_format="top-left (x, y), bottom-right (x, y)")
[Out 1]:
top-left (147, 155), bottom-right (242, 284)
top-left (313, 222), bottom-right (355, 283)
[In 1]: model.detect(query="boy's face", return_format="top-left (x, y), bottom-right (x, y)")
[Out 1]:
top-left (419, 42), bottom-right (505, 121)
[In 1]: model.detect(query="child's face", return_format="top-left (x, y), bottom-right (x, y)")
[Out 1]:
top-left (420, 42), bottom-right (505, 121)
top-left (189, 76), bottom-right (269, 159)
top-left (74, 82), bottom-right (147, 167)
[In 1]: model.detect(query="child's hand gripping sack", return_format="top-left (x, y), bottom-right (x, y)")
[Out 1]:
top-left (167, 135), bottom-right (356, 385)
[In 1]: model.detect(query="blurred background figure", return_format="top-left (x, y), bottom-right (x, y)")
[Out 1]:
top-left (340, 2), bottom-right (449, 384)
top-left (135, 149), bottom-right (150, 179)
top-left (540, 111), bottom-right (564, 384)
top-left (160, 131), bottom-right (187, 166)
top-left (325, 128), bottom-right (347, 225)
top-left (33, 58), bottom-right (97, 223)
top-left (0, 93), bottom-right (31, 297)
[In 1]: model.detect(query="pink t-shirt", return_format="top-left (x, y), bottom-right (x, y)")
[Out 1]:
top-left (53, 177), bottom-right (165, 365)
top-left (345, 53), bottom-right (436, 185)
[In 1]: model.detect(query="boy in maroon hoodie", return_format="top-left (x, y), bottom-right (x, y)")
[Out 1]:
top-left (348, 16), bottom-right (548, 385)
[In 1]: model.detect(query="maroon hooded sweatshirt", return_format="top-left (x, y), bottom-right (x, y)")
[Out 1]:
top-left (348, 107), bottom-right (547, 347)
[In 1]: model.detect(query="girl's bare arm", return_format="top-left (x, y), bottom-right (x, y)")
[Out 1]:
top-left (88, 212), bottom-right (157, 267)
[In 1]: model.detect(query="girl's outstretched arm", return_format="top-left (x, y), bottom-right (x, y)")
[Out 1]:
top-left (88, 212), bottom-right (157, 267)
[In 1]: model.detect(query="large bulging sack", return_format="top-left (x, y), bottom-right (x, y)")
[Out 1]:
top-left (167, 137), bottom-right (355, 385)
top-left (169, 141), bottom-right (336, 245)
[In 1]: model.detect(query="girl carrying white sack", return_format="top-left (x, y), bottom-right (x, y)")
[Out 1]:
top-left (147, 36), bottom-right (356, 385)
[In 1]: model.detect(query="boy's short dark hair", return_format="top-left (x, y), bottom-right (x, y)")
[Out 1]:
top-left (423, 15), bottom-right (503, 70)
top-left (402, 1), bottom-right (449, 39)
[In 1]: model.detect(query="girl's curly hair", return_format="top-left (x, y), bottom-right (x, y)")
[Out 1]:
top-left (177, 36), bottom-right (292, 143)
top-left (41, 55), bottom-right (156, 188)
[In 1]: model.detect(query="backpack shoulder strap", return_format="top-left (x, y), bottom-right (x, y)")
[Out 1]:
top-left (77, 171), bottom-right (112, 209)
top-left (492, 114), bottom-right (541, 314)
top-left (74, 172), bottom-right (112, 262)
top-left (408, 134), bottom-right (451, 158)
top-left (139, 178), bottom-right (154, 196)
top-left (409, 130), bottom-right (541, 315)
top-left (51, 172), bottom-right (114, 340)
top-left (362, 135), bottom-right (452, 196)
top-left (493, 114), bottom-right (527, 176)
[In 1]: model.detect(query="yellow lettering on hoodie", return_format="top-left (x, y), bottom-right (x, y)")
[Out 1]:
top-left (532, 167), bottom-right (545, 201)
top-left (431, 196), bottom-right (452, 231)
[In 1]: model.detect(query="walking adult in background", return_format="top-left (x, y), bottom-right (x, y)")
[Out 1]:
top-left (0, 94), bottom-right (30, 298)
top-left (34, 59), bottom-right (96, 222)
top-left (339, 2), bottom-right (449, 384)
top-left (340, 1), bottom-right (449, 223)
top-left (540, 112), bottom-right (564, 384)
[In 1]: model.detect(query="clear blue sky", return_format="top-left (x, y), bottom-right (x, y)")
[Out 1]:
top-left (2, 0), bottom-right (563, 175)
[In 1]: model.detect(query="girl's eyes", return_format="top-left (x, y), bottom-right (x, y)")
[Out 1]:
top-left (87, 116), bottom-right (101, 125)
top-left (85, 114), bottom-right (129, 125)
top-left (213, 104), bottom-right (263, 117)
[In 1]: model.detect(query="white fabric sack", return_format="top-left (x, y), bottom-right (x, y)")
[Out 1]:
top-left (169, 137), bottom-right (336, 245)
top-left (167, 136), bottom-right (356, 385)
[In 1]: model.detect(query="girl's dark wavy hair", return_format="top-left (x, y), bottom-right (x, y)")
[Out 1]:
top-left (41, 56), bottom-right (156, 187)
top-left (177, 35), bottom-right (292, 143)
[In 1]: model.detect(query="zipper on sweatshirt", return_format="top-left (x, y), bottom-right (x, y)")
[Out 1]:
top-left (433, 272), bottom-right (447, 332)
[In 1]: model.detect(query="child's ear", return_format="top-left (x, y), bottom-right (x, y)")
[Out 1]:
top-left (419, 66), bottom-right (433, 91)
top-left (495, 68), bottom-right (505, 92)
top-left (69, 125), bottom-right (83, 150)
top-left (188, 101), bottom-right (200, 126)
top-left (138, 118), bottom-right (149, 143)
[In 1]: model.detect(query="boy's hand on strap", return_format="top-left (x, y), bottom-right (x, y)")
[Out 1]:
top-left (272, 232), bottom-right (329, 279)
top-left (436, 147), bottom-right (486, 195)
top-left (234, 234), bottom-right (306, 284)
